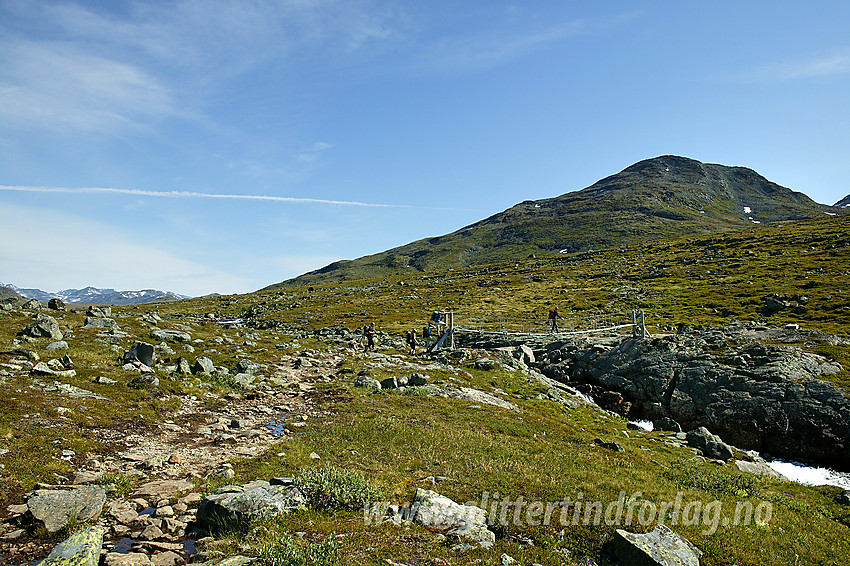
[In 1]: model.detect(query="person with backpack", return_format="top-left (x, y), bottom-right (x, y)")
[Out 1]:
top-left (365, 322), bottom-right (376, 351)
top-left (406, 328), bottom-right (418, 355)
top-left (548, 307), bottom-right (563, 333)
top-left (422, 323), bottom-right (434, 351)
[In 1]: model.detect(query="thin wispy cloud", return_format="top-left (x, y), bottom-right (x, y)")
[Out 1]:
top-left (741, 51), bottom-right (850, 81)
top-left (0, 40), bottom-right (176, 133)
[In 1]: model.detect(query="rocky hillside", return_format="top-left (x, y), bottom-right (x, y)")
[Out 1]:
top-left (1, 284), bottom-right (189, 305)
top-left (837, 194), bottom-right (850, 207)
top-left (273, 155), bottom-right (840, 288)
top-left (1, 215), bottom-right (849, 565)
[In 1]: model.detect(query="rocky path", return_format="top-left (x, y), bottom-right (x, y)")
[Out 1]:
top-left (0, 345), bottom-right (345, 566)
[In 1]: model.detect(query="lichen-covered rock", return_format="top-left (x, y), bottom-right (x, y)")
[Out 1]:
top-left (82, 317), bottom-right (119, 330)
top-left (608, 524), bottom-right (702, 566)
top-left (151, 328), bottom-right (191, 343)
top-left (28, 486), bottom-right (106, 532)
top-left (411, 488), bottom-right (495, 546)
top-left (19, 313), bottom-right (63, 340)
top-left (35, 525), bottom-right (104, 566)
top-left (196, 484), bottom-right (306, 532)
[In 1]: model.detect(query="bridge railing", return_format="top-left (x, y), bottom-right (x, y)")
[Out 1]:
top-left (452, 310), bottom-right (647, 338)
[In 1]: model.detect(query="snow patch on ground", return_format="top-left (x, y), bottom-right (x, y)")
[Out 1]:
top-left (743, 206), bottom-right (752, 214)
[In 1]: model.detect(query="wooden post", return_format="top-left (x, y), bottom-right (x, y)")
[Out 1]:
top-left (448, 311), bottom-right (455, 349)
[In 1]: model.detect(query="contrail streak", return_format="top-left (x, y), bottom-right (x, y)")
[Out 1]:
top-left (0, 185), bottom-right (411, 208)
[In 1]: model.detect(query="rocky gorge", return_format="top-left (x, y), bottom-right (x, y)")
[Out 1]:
top-left (458, 323), bottom-right (850, 470)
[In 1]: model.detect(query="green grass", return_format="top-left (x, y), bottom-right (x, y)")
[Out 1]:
top-left (1, 215), bottom-right (849, 564)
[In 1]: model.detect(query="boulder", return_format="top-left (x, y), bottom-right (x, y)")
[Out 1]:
top-left (354, 375), bottom-right (381, 389)
top-left (196, 484), bottom-right (306, 532)
top-left (45, 341), bottom-right (69, 351)
top-left (86, 306), bottom-right (112, 318)
top-left (151, 328), bottom-right (191, 343)
top-left (35, 525), bottom-right (104, 566)
top-left (835, 491), bottom-right (850, 505)
top-left (607, 524), bottom-right (702, 566)
top-left (411, 488), bottom-right (494, 546)
top-left (22, 298), bottom-right (41, 310)
top-left (234, 359), bottom-right (265, 374)
top-left (408, 373), bottom-right (429, 386)
top-left (653, 417), bottom-right (682, 432)
top-left (32, 362), bottom-right (76, 379)
top-left (19, 313), bottom-right (63, 340)
top-left (47, 298), bottom-right (66, 311)
top-left (380, 377), bottom-right (399, 390)
top-left (124, 341), bottom-right (155, 367)
top-left (233, 373), bottom-right (257, 388)
top-left (27, 486), bottom-right (106, 533)
top-left (175, 357), bottom-right (192, 375)
top-left (192, 357), bottom-right (215, 375)
top-left (83, 317), bottom-right (119, 330)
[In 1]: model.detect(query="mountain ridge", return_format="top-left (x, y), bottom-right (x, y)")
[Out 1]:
top-left (0, 283), bottom-right (190, 305)
top-left (270, 155), bottom-right (842, 289)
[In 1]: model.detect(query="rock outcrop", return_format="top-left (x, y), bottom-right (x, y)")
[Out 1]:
top-left (536, 325), bottom-right (850, 468)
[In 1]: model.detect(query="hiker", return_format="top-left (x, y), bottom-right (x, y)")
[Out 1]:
top-left (422, 323), bottom-right (435, 350)
top-left (430, 310), bottom-right (443, 331)
top-left (365, 323), bottom-right (376, 351)
top-left (406, 328), bottom-right (418, 355)
top-left (548, 307), bottom-right (563, 332)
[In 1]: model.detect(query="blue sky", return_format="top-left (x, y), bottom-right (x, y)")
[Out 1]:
top-left (1, 1), bottom-right (849, 296)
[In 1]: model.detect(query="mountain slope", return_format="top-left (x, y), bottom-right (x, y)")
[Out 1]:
top-left (837, 194), bottom-right (850, 207)
top-left (272, 155), bottom-right (838, 288)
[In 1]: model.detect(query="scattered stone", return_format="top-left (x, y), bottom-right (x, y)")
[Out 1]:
top-left (105, 552), bottom-right (154, 566)
top-left (83, 316), bottom-right (119, 330)
top-left (35, 525), bottom-right (104, 566)
top-left (192, 357), bottom-right (215, 375)
top-left (686, 428), bottom-right (734, 462)
top-left (151, 329), bottom-right (192, 343)
top-left (411, 488), bottom-right (495, 547)
top-left (19, 313), bottom-right (63, 340)
top-left (43, 380), bottom-right (105, 399)
top-left (380, 377), bottom-right (398, 390)
top-left (134, 479), bottom-right (195, 500)
top-left (124, 341), bottom-right (156, 367)
top-left (653, 418), bottom-right (682, 433)
top-left (595, 438), bottom-right (625, 452)
top-left (27, 486), bottom-right (107, 533)
top-left (834, 491), bottom-right (850, 506)
top-left (734, 460), bottom-right (788, 480)
top-left (32, 361), bottom-right (77, 379)
top-left (196, 484), bottom-right (307, 532)
top-left (87, 306), bottom-right (112, 318)
top-left (48, 298), bottom-right (66, 311)
top-left (22, 298), bottom-right (41, 310)
top-left (354, 375), bottom-right (381, 389)
top-left (46, 340), bottom-right (69, 351)
top-left (607, 524), bottom-right (702, 566)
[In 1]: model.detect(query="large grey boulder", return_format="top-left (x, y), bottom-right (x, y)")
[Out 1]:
top-left (123, 341), bottom-right (155, 367)
top-left (411, 488), bottom-right (494, 546)
top-left (607, 525), bottom-right (702, 566)
top-left (354, 375), bottom-right (381, 389)
top-left (192, 357), bottom-right (215, 375)
top-left (47, 298), bottom-right (66, 311)
top-left (22, 298), bottom-right (41, 310)
top-left (685, 427), bottom-right (734, 461)
top-left (19, 313), bottom-right (63, 340)
top-left (86, 306), bottom-right (112, 318)
top-left (83, 317), bottom-right (118, 330)
top-left (35, 525), bottom-right (104, 566)
top-left (196, 484), bottom-right (306, 532)
top-left (234, 359), bottom-right (265, 374)
top-left (32, 362), bottom-right (76, 379)
top-left (27, 486), bottom-right (106, 532)
top-left (151, 328), bottom-right (191, 342)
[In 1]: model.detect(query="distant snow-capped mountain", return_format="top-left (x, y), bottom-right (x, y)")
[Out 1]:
top-left (836, 194), bottom-right (850, 207)
top-left (0, 283), bottom-right (190, 305)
